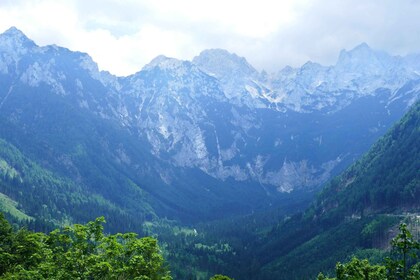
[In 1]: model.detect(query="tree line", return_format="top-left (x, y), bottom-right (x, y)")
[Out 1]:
top-left (0, 213), bottom-right (235, 279)
top-left (317, 223), bottom-right (420, 280)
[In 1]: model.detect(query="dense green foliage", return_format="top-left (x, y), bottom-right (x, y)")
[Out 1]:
top-left (317, 223), bottom-right (420, 280)
top-left (0, 213), bottom-right (171, 279)
top-left (254, 101), bottom-right (420, 279)
top-left (317, 258), bottom-right (387, 280)
top-left (0, 138), bottom-right (148, 233)
top-left (209, 275), bottom-right (233, 280)
top-left (311, 101), bottom-right (420, 226)
top-left (386, 223), bottom-right (420, 279)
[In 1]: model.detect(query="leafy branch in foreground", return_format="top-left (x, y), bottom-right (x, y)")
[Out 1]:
top-left (0, 213), bottom-right (171, 279)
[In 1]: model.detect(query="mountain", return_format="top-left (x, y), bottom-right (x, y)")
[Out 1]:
top-left (121, 43), bottom-right (419, 196)
top-left (192, 49), bottom-right (268, 108)
top-left (257, 100), bottom-right (420, 279)
top-left (165, 100), bottom-right (419, 280)
top-left (0, 27), bottom-right (419, 226)
top-left (311, 100), bottom-right (419, 222)
top-left (0, 138), bottom-right (149, 233)
top-left (144, 101), bottom-right (419, 280)
top-left (268, 43), bottom-right (419, 113)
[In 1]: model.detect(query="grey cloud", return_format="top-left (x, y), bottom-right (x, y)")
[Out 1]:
top-left (253, 0), bottom-right (420, 72)
top-left (2, 0), bottom-right (420, 76)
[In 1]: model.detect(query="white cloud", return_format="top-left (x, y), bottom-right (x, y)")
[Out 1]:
top-left (0, 0), bottom-right (420, 76)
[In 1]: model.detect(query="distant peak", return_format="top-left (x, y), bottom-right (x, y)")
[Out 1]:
top-left (4, 26), bottom-right (25, 36)
top-left (193, 48), bottom-right (258, 78)
top-left (142, 55), bottom-right (186, 71)
top-left (147, 55), bottom-right (172, 66)
top-left (336, 42), bottom-right (376, 65)
top-left (353, 42), bottom-right (371, 51)
top-left (335, 42), bottom-right (396, 72)
top-left (2, 26), bottom-right (30, 40)
top-left (0, 26), bottom-right (37, 48)
top-left (197, 48), bottom-right (236, 58)
top-left (301, 60), bottom-right (322, 68)
top-left (338, 42), bottom-right (374, 58)
top-left (194, 48), bottom-right (248, 65)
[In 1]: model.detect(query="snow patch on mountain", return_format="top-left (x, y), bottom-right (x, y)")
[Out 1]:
top-left (2, 27), bottom-right (420, 194)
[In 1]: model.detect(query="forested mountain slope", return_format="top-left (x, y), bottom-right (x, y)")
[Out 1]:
top-left (131, 101), bottom-right (419, 280)
top-left (311, 100), bottom-right (420, 223)
top-left (258, 100), bottom-right (420, 279)
top-left (0, 138), bottom-right (153, 232)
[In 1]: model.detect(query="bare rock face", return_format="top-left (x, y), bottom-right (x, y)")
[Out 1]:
top-left (0, 27), bottom-right (419, 220)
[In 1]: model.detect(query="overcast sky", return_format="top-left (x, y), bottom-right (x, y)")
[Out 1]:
top-left (1, 0), bottom-right (419, 76)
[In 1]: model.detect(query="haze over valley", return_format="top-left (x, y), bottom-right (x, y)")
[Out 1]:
top-left (0, 2), bottom-right (419, 278)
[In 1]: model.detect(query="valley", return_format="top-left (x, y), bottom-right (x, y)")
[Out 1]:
top-left (0, 27), bottom-right (419, 279)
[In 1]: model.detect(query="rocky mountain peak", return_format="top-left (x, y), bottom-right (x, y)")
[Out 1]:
top-left (142, 55), bottom-right (188, 72)
top-left (337, 42), bottom-right (374, 61)
top-left (0, 26), bottom-right (37, 51)
top-left (335, 42), bottom-right (397, 75)
top-left (193, 48), bottom-right (259, 80)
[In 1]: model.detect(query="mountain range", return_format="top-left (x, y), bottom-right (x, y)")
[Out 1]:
top-left (0, 26), bottom-right (419, 226)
